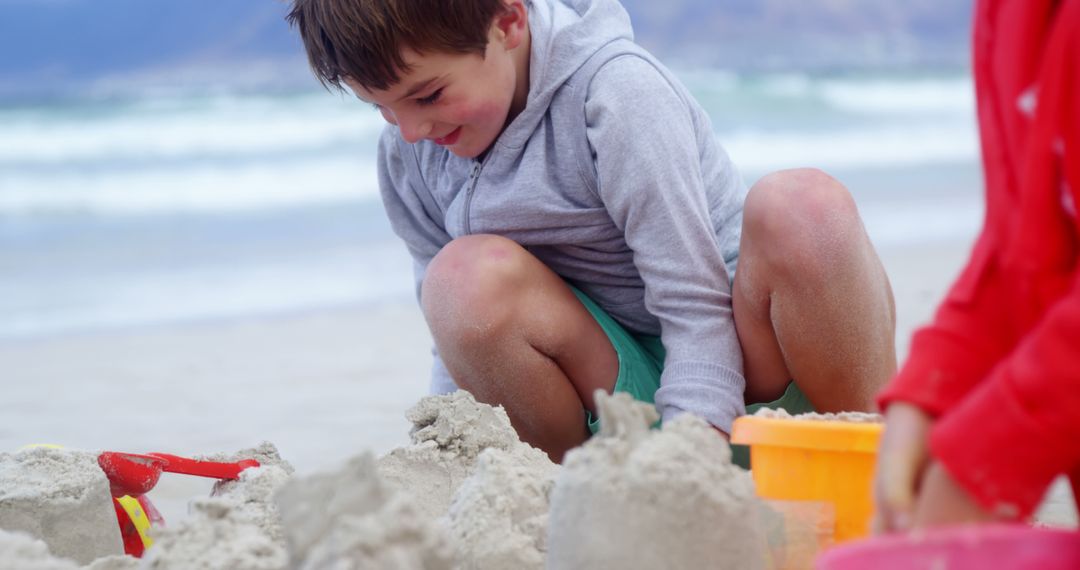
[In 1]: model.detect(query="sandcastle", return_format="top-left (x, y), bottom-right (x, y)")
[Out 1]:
top-left (0, 391), bottom-right (778, 568)
top-left (546, 391), bottom-right (766, 569)
top-left (0, 448), bottom-right (123, 565)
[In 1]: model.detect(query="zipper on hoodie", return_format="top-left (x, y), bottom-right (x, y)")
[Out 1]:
top-left (463, 159), bottom-right (486, 235)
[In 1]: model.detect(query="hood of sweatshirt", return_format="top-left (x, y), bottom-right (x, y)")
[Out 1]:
top-left (493, 0), bottom-right (635, 152)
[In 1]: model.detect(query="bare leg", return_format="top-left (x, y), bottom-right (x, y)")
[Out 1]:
top-left (733, 168), bottom-right (896, 411)
top-left (421, 234), bottom-right (619, 462)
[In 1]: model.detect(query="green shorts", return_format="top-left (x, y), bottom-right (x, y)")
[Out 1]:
top-left (571, 285), bottom-right (815, 469)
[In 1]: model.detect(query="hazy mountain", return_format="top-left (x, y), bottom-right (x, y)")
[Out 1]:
top-left (0, 0), bottom-right (973, 98)
top-left (624, 0), bottom-right (974, 69)
top-left (0, 0), bottom-right (309, 97)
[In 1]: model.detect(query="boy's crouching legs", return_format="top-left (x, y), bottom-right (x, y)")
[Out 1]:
top-left (421, 234), bottom-right (619, 462)
top-left (733, 168), bottom-right (897, 411)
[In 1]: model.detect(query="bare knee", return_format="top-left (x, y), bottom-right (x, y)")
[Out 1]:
top-left (421, 234), bottom-right (530, 350)
top-left (743, 168), bottom-right (864, 281)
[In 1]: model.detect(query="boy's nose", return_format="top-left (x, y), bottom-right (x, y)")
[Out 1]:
top-left (396, 115), bottom-right (433, 144)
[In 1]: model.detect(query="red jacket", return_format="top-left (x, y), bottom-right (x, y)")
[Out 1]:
top-left (878, 0), bottom-right (1080, 518)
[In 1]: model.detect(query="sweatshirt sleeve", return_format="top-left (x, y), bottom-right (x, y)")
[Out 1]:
top-left (377, 127), bottom-right (457, 394)
top-left (932, 6), bottom-right (1080, 513)
top-left (877, 235), bottom-right (1015, 417)
top-left (584, 56), bottom-right (746, 432)
top-left (930, 271), bottom-right (1080, 517)
top-left (887, 0), bottom-right (1080, 514)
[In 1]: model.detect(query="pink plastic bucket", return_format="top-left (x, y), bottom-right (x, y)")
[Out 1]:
top-left (816, 525), bottom-right (1080, 570)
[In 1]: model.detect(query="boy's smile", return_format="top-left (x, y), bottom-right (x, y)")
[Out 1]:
top-left (432, 127), bottom-right (463, 147)
top-left (345, 1), bottom-right (530, 159)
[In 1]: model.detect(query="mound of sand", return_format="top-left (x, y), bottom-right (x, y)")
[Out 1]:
top-left (0, 448), bottom-right (122, 565)
top-left (0, 529), bottom-right (140, 570)
top-left (0, 529), bottom-right (80, 570)
top-left (376, 391), bottom-right (553, 522)
top-left (547, 391), bottom-right (767, 569)
top-left (0, 394), bottom-right (562, 569)
top-left (276, 451), bottom-right (454, 569)
top-left (276, 391), bottom-right (559, 569)
top-left (445, 447), bottom-right (559, 569)
top-left (140, 443), bottom-right (293, 570)
top-left (0, 391), bottom-right (808, 568)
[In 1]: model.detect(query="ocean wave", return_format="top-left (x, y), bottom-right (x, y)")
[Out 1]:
top-left (0, 93), bottom-right (386, 164)
top-left (1, 121), bottom-right (978, 216)
top-left (680, 70), bottom-right (975, 118)
top-left (0, 75), bottom-right (980, 216)
top-left (818, 76), bottom-right (975, 115)
top-left (722, 123), bottom-right (979, 171)
top-left (0, 156), bottom-right (381, 215)
top-left (859, 196), bottom-right (983, 247)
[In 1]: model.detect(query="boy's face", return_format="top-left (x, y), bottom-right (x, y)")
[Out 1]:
top-left (347, 17), bottom-right (528, 160)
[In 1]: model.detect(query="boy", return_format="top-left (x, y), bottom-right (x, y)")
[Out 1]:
top-left (874, 0), bottom-right (1080, 530)
top-left (288, 0), bottom-right (896, 462)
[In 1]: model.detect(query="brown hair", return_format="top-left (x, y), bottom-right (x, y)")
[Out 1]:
top-left (287, 0), bottom-right (510, 92)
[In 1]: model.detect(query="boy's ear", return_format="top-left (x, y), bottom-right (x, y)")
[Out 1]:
top-left (493, 0), bottom-right (528, 51)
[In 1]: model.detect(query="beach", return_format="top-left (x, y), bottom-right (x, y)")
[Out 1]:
top-left (1, 71), bottom-right (1075, 566)
top-left (2, 229), bottom-right (1075, 529)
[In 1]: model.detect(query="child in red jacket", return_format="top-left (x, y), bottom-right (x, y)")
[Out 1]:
top-left (874, 0), bottom-right (1080, 530)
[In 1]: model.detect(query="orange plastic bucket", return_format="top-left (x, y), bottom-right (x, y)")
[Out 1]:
top-left (731, 415), bottom-right (882, 542)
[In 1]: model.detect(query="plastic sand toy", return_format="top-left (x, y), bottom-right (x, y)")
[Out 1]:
top-left (731, 414), bottom-right (882, 543)
top-left (816, 524), bottom-right (1080, 569)
top-left (97, 451), bottom-right (260, 557)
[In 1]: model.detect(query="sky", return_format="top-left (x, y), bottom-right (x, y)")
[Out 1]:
top-left (0, 0), bottom-right (973, 98)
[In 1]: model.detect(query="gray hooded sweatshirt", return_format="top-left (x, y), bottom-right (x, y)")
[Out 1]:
top-left (377, 0), bottom-right (749, 432)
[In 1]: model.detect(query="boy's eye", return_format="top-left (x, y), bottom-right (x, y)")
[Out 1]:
top-left (416, 88), bottom-right (443, 106)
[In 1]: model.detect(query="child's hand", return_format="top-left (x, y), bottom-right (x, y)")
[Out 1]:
top-left (911, 461), bottom-right (1000, 528)
top-left (872, 402), bottom-right (933, 533)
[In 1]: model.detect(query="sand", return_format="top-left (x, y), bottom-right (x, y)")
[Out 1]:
top-left (753, 407), bottom-right (884, 423)
top-left (0, 529), bottom-right (142, 570)
top-left (0, 530), bottom-right (80, 570)
top-left (0, 445), bottom-right (296, 570)
top-left (276, 450), bottom-right (454, 570)
top-left (275, 391), bottom-right (775, 569)
top-left (445, 447), bottom-right (559, 569)
top-left (0, 238), bottom-right (989, 530)
top-left (6, 393), bottom-right (734, 568)
top-left (377, 392), bottom-right (557, 522)
top-left (139, 444), bottom-right (293, 570)
top-left (547, 391), bottom-right (766, 569)
top-left (1, 233), bottom-right (1077, 567)
top-left (0, 530), bottom-right (141, 570)
top-left (0, 302), bottom-right (432, 526)
top-left (0, 393), bottom-right (562, 568)
top-left (275, 391), bottom-right (559, 569)
top-left (0, 391), bottom-right (1074, 569)
top-left (0, 448), bottom-right (123, 565)
top-left (0, 395), bottom-right (565, 569)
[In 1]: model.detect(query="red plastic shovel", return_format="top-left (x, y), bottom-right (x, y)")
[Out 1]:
top-left (98, 452), bottom-right (167, 497)
top-left (97, 451), bottom-right (261, 558)
top-left (98, 451), bottom-right (260, 497)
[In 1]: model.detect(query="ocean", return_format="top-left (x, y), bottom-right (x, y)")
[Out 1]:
top-left (0, 70), bottom-right (984, 340)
